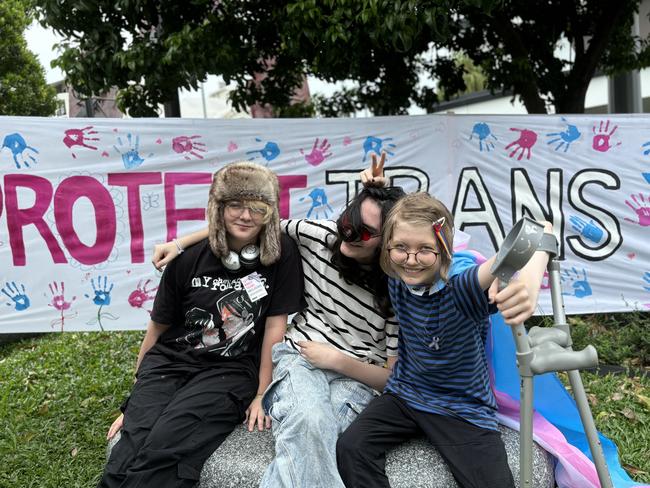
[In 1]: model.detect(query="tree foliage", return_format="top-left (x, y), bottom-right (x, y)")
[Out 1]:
top-left (443, 0), bottom-right (649, 113)
top-left (0, 0), bottom-right (57, 116)
top-left (35, 0), bottom-right (650, 116)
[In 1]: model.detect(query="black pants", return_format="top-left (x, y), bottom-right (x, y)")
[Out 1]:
top-left (99, 349), bottom-right (255, 488)
top-left (336, 393), bottom-right (514, 488)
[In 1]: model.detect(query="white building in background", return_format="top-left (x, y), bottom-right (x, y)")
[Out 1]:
top-left (178, 76), bottom-right (250, 119)
top-left (432, 73), bottom-right (617, 115)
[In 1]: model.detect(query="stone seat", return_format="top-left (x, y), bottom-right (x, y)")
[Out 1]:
top-left (109, 423), bottom-right (554, 487)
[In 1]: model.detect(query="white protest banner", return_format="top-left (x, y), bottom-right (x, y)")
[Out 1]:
top-left (0, 114), bottom-right (648, 333)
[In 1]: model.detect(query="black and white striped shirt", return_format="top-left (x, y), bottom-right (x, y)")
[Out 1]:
top-left (282, 219), bottom-right (398, 364)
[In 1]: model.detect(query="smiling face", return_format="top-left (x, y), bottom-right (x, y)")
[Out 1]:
top-left (339, 198), bottom-right (383, 264)
top-left (387, 221), bottom-right (442, 286)
top-left (223, 200), bottom-right (266, 251)
top-left (379, 192), bottom-right (454, 284)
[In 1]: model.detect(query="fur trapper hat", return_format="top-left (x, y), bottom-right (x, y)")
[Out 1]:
top-left (207, 161), bottom-right (281, 266)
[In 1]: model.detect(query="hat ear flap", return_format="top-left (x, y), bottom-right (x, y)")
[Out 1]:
top-left (208, 195), bottom-right (229, 258)
top-left (259, 208), bottom-right (281, 266)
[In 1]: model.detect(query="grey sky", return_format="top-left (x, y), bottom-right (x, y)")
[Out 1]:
top-left (25, 21), bottom-right (64, 83)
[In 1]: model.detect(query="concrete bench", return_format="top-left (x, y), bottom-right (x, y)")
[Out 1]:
top-left (109, 423), bottom-right (554, 487)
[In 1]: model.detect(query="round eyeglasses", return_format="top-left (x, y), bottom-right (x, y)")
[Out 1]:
top-left (225, 201), bottom-right (269, 220)
top-left (387, 246), bottom-right (439, 267)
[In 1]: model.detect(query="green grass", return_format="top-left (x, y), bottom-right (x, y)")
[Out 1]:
top-left (529, 311), bottom-right (650, 372)
top-left (558, 371), bottom-right (650, 483)
top-left (0, 314), bottom-right (649, 487)
top-left (568, 312), bottom-right (650, 371)
top-left (0, 332), bottom-right (142, 488)
top-left (561, 312), bottom-right (650, 483)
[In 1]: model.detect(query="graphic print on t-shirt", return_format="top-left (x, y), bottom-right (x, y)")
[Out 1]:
top-left (176, 274), bottom-right (266, 356)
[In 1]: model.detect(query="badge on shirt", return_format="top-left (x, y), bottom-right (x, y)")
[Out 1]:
top-left (240, 272), bottom-right (268, 302)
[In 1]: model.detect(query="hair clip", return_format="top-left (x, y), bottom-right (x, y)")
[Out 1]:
top-left (432, 217), bottom-right (452, 259)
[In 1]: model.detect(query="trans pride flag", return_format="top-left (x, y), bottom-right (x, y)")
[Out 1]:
top-left (489, 293), bottom-right (648, 488)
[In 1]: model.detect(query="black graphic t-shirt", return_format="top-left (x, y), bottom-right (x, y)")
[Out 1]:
top-left (150, 235), bottom-right (305, 376)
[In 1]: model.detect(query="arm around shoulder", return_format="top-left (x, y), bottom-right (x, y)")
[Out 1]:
top-left (152, 228), bottom-right (209, 269)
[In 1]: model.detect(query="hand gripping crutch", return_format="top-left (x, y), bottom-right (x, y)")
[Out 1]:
top-left (490, 217), bottom-right (613, 488)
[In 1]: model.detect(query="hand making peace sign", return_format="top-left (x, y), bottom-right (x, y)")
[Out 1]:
top-left (359, 151), bottom-right (387, 187)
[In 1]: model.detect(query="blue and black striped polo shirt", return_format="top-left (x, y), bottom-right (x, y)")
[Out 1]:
top-left (385, 265), bottom-right (499, 431)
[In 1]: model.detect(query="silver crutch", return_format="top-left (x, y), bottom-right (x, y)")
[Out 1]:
top-left (490, 217), bottom-right (613, 488)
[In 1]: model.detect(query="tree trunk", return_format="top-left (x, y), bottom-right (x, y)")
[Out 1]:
top-left (518, 88), bottom-right (549, 114)
top-left (488, 16), bottom-right (549, 114)
top-left (555, 94), bottom-right (586, 114)
top-left (163, 90), bottom-right (181, 117)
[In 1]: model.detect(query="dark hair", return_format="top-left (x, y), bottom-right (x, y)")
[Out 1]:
top-left (331, 186), bottom-right (406, 316)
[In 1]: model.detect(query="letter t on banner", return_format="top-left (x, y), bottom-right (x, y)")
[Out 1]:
top-left (108, 172), bottom-right (163, 263)
top-left (164, 172), bottom-right (212, 242)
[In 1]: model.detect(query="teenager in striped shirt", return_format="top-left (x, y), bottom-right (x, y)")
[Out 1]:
top-left (336, 192), bottom-right (551, 488)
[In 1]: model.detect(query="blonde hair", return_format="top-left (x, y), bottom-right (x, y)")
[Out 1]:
top-left (380, 192), bottom-right (455, 282)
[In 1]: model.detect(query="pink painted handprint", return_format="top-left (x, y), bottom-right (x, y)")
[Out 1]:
top-left (63, 126), bottom-right (99, 158)
top-left (624, 193), bottom-right (650, 226)
top-left (592, 120), bottom-right (620, 152)
top-left (47, 281), bottom-right (77, 331)
top-left (505, 128), bottom-right (537, 161)
top-left (172, 135), bottom-right (207, 160)
top-left (300, 138), bottom-right (332, 166)
top-left (128, 279), bottom-right (159, 312)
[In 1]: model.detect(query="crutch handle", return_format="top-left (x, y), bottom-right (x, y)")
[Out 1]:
top-left (528, 326), bottom-right (570, 348)
top-left (530, 343), bottom-right (599, 375)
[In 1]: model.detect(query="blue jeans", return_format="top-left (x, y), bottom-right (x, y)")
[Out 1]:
top-left (260, 343), bottom-right (376, 488)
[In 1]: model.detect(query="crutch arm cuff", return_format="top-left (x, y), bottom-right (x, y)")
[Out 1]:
top-left (537, 233), bottom-right (558, 257)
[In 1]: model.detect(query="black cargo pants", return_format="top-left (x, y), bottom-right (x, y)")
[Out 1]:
top-left (99, 349), bottom-right (255, 488)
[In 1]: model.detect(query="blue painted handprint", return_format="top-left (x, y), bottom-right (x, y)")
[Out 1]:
top-left (569, 216), bottom-right (603, 243)
top-left (301, 188), bottom-right (334, 219)
top-left (561, 267), bottom-right (592, 298)
top-left (1, 281), bottom-right (31, 311)
top-left (85, 275), bottom-right (118, 330)
top-left (641, 139), bottom-right (650, 156)
top-left (547, 118), bottom-right (580, 152)
top-left (362, 136), bottom-right (396, 162)
top-left (469, 122), bottom-right (497, 152)
top-left (114, 132), bottom-right (153, 169)
top-left (2, 133), bottom-right (39, 169)
top-left (90, 275), bottom-right (114, 306)
top-left (246, 138), bottom-right (281, 162)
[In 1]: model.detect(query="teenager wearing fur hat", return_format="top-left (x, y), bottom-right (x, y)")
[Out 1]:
top-left (151, 154), bottom-right (474, 488)
top-left (99, 162), bottom-right (305, 488)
